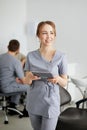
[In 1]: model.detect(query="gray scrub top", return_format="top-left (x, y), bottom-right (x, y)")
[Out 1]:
top-left (24, 49), bottom-right (67, 118)
top-left (0, 53), bottom-right (24, 92)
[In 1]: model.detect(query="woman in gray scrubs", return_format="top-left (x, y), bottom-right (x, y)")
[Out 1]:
top-left (24, 21), bottom-right (68, 130)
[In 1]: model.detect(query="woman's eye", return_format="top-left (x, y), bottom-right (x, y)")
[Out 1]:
top-left (50, 32), bottom-right (54, 34)
top-left (42, 32), bottom-right (54, 34)
top-left (42, 32), bottom-right (47, 34)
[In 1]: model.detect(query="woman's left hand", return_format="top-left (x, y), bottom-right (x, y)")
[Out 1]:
top-left (47, 75), bottom-right (68, 87)
top-left (47, 76), bottom-right (59, 84)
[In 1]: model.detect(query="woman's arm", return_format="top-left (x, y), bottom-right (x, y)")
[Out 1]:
top-left (24, 71), bottom-right (41, 85)
top-left (48, 74), bottom-right (68, 87)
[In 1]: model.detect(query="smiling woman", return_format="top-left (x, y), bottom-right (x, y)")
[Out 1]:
top-left (24, 21), bottom-right (68, 130)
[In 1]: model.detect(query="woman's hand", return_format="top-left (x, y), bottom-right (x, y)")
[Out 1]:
top-left (47, 76), bottom-right (59, 84)
top-left (48, 75), bottom-right (68, 87)
top-left (25, 71), bottom-right (41, 85)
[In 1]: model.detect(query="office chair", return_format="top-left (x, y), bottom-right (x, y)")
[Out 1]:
top-left (0, 91), bottom-right (23, 124)
top-left (56, 85), bottom-right (87, 130)
top-left (59, 86), bottom-right (71, 109)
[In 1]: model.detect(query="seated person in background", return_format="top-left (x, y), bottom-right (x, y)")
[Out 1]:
top-left (15, 52), bottom-right (26, 68)
top-left (0, 39), bottom-right (28, 116)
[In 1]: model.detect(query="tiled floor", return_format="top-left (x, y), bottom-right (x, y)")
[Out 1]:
top-left (0, 105), bottom-right (33, 130)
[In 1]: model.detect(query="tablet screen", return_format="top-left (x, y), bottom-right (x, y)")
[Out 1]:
top-left (32, 71), bottom-right (53, 79)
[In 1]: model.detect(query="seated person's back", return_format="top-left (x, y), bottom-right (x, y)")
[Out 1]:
top-left (0, 39), bottom-right (28, 116)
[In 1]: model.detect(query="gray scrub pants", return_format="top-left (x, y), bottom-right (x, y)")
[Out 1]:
top-left (2, 83), bottom-right (28, 105)
top-left (29, 114), bottom-right (58, 130)
top-left (10, 84), bottom-right (28, 105)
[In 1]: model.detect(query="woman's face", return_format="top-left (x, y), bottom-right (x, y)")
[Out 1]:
top-left (38, 24), bottom-right (56, 46)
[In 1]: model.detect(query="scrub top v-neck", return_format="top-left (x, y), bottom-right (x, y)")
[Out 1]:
top-left (24, 49), bottom-right (67, 118)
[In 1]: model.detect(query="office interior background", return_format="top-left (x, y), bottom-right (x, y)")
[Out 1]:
top-left (0, 0), bottom-right (87, 102)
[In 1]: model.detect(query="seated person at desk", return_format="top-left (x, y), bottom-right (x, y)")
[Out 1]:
top-left (0, 39), bottom-right (28, 116)
top-left (15, 52), bottom-right (26, 68)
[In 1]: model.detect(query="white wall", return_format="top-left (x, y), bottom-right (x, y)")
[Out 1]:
top-left (0, 0), bottom-right (28, 55)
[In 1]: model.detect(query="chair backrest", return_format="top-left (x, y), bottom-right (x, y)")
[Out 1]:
top-left (59, 86), bottom-right (71, 106)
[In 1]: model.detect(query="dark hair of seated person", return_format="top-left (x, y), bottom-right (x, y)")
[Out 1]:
top-left (8, 39), bottom-right (20, 52)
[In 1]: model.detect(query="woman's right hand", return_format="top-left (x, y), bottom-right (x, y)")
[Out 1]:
top-left (25, 71), bottom-right (40, 85)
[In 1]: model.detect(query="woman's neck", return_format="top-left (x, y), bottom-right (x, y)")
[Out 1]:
top-left (39, 46), bottom-right (56, 62)
top-left (39, 45), bottom-right (55, 54)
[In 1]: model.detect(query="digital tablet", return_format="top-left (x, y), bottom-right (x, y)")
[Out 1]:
top-left (32, 71), bottom-right (53, 79)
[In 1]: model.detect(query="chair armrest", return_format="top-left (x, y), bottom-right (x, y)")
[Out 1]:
top-left (76, 98), bottom-right (87, 108)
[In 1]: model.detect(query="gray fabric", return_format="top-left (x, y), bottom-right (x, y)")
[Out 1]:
top-left (25, 49), bottom-right (67, 118)
top-left (0, 53), bottom-right (24, 88)
top-left (29, 113), bottom-right (58, 130)
top-left (0, 53), bottom-right (28, 104)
